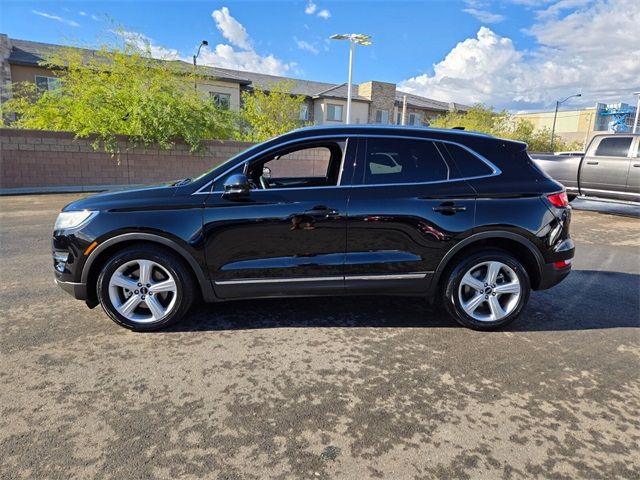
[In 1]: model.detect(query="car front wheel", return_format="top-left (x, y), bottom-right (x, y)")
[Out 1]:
top-left (443, 250), bottom-right (530, 330)
top-left (97, 245), bottom-right (195, 331)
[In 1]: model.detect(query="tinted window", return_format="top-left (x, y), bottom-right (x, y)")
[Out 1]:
top-left (363, 138), bottom-right (452, 185)
top-left (442, 143), bottom-right (493, 177)
top-left (595, 137), bottom-right (632, 157)
top-left (265, 146), bottom-right (331, 178)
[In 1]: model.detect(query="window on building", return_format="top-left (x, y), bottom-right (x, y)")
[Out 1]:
top-left (326, 104), bottom-right (343, 122)
top-left (408, 113), bottom-right (423, 126)
top-left (299, 104), bottom-right (309, 121)
top-left (35, 76), bottom-right (60, 93)
top-left (210, 92), bottom-right (231, 110)
top-left (594, 137), bottom-right (633, 157)
top-left (363, 138), bottom-right (453, 185)
top-left (375, 109), bottom-right (389, 124)
top-left (396, 112), bottom-right (402, 124)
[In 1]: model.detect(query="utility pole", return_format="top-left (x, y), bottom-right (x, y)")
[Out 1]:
top-left (193, 40), bottom-right (208, 91)
top-left (551, 93), bottom-right (581, 152)
top-left (330, 34), bottom-right (372, 124)
top-left (401, 95), bottom-right (407, 125)
top-left (633, 92), bottom-right (640, 134)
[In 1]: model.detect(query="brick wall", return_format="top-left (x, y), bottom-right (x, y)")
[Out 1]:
top-left (0, 129), bottom-right (255, 191)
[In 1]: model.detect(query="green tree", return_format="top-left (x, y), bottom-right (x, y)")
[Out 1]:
top-left (239, 81), bottom-right (308, 142)
top-left (431, 104), bottom-right (581, 152)
top-left (2, 39), bottom-right (236, 154)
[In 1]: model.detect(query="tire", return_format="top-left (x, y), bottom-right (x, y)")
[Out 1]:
top-left (442, 249), bottom-right (530, 331)
top-left (97, 245), bottom-right (195, 331)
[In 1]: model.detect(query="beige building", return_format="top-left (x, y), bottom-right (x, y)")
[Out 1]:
top-left (0, 34), bottom-right (468, 127)
top-left (515, 102), bottom-right (638, 148)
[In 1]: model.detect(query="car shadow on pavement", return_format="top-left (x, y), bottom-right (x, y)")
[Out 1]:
top-left (165, 270), bottom-right (639, 333)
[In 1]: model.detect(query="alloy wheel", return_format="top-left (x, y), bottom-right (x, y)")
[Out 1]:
top-left (108, 259), bottom-right (178, 324)
top-left (457, 260), bottom-right (522, 322)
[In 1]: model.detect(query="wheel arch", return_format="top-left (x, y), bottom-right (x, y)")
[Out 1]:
top-left (432, 231), bottom-right (544, 293)
top-left (81, 232), bottom-right (216, 304)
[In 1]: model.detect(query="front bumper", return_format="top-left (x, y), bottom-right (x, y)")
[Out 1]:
top-left (54, 277), bottom-right (88, 300)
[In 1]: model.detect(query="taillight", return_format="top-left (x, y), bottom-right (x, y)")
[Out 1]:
top-left (554, 259), bottom-right (572, 269)
top-left (547, 191), bottom-right (569, 207)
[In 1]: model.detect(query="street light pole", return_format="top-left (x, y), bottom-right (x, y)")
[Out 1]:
top-left (632, 91), bottom-right (640, 134)
top-left (330, 34), bottom-right (372, 125)
top-left (550, 93), bottom-right (581, 152)
top-left (193, 40), bottom-right (209, 91)
top-left (345, 40), bottom-right (354, 125)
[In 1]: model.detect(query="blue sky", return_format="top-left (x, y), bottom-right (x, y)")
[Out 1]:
top-left (1, 0), bottom-right (638, 110)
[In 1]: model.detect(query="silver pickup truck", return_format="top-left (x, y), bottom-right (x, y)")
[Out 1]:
top-left (531, 134), bottom-right (639, 202)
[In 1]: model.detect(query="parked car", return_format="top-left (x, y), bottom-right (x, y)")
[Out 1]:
top-left (53, 125), bottom-right (574, 331)
top-left (531, 134), bottom-right (640, 202)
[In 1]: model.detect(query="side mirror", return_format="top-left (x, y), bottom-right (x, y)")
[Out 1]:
top-left (223, 174), bottom-right (251, 198)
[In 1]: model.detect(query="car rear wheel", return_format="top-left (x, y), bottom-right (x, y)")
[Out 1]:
top-left (443, 249), bottom-right (530, 330)
top-left (97, 245), bottom-right (195, 331)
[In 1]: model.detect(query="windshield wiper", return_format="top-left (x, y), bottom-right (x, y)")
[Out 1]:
top-left (173, 177), bottom-right (192, 187)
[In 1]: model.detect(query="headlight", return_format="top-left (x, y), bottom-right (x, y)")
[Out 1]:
top-left (54, 210), bottom-right (98, 230)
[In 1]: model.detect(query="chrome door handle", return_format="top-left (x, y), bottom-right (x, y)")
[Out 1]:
top-left (305, 207), bottom-right (339, 217)
top-left (586, 161), bottom-right (599, 165)
top-left (433, 203), bottom-right (467, 214)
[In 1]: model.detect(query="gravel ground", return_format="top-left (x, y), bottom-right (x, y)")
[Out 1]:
top-left (0, 193), bottom-right (638, 479)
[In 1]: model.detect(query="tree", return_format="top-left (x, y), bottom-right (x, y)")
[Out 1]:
top-left (1, 39), bottom-right (237, 154)
top-left (430, 104), bottom-right (582, 152)
top-left (239, 81), bottom-right (308, 142)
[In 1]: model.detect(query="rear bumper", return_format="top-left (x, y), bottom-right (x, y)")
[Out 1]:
top-left (537, 261), bottom-right (572, 290)
top-left (536, 238), bottom-right (574, 290)
top-left (55, 277), bottom-right (88, 300)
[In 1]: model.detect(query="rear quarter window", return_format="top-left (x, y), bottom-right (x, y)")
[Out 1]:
top-left (441, 143), bottom-right (493, 178)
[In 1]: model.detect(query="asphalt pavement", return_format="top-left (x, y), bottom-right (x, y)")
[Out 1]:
top-left (0, 194), bottom-right (638, 479)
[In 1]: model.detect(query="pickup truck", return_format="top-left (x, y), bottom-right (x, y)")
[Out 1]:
top-left (531, 133), bottom-right (639, 202)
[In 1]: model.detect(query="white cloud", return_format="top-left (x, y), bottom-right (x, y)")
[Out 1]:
top-left (305, 1), bottom-right (317, 15)
top-left (117, 30), bottom-right (181, 60)
top-left (305, 1), bottom-right (331, 19)
top-left (399, 0), bottom-right (640, 109)
top-left (79, 11), bottom-right (87, 16)
top-left (463, 0), bottom-right (505, 23)
top-left (211, 6), bottom-right (251, 50)
top-left (463, 7), bottom-right (505, 22)
top-left (31, 10), bottom-right (80, 27)
top-left (198, 44), bottom-right (295, 75)
top-left (535, 0), bottom-right (591, 18)
top-left (295, 38), bottom-right (319, 55)
top-left (199, 7), bottom-right (295, 75)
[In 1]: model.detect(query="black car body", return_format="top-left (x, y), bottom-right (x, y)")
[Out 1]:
top-left (53, 125), bottom-right (574, 331)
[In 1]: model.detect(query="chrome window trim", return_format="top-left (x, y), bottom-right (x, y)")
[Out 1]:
top-left (193, 133), bottom-right (501, 195)
top-left (214, 272), bottom-right (430, 285)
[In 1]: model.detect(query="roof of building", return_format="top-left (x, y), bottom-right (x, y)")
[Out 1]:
top-left (395, 90), bottom-right (469, 113)
top-left (4, 35), bottom-right (468, 112)
top-left (6, 37), bottom-right (251, 84)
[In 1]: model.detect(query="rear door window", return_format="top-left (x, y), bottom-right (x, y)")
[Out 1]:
top-left (594, 137), bottom-right (633, 157)
top-left (362, 138), bottom-right (452, 185)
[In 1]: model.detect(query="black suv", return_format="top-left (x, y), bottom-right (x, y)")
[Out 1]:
top-left (53, 125), bottom-right (574, 331)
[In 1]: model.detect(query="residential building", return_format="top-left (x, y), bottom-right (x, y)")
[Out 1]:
top-left (1, 34), bottom-right (468, 127)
